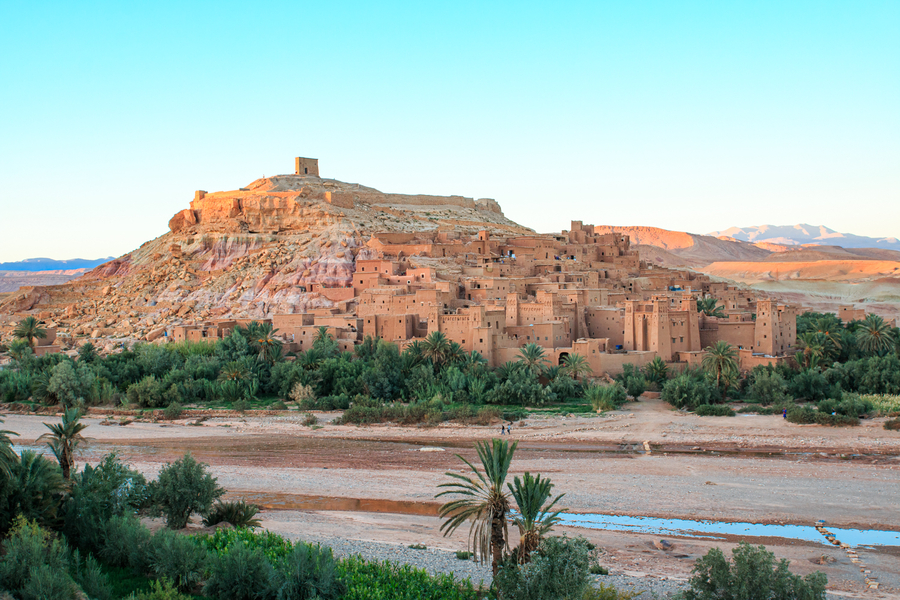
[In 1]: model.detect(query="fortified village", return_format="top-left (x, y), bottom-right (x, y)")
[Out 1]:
top-left (0, 157), bottom-right (808, 376)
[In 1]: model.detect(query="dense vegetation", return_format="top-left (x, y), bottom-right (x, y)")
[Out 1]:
top-left (1, 312), bottom-right (898, 428)
top-left (654, 312), bottom-right (900, 424)
top-left (0, 324), bottom-right (620, 423)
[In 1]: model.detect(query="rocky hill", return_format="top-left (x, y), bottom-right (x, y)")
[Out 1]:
top-left (0, 173), bottom-right (530, 344)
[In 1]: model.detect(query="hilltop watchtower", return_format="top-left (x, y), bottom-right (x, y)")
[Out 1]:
top-left (295, 157), bottom-right (319, 176)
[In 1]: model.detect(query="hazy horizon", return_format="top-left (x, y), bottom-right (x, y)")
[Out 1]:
top-left (1, 1), bottom-right (897, 262)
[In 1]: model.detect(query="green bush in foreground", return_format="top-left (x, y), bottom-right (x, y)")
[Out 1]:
top-left (152, 453), bottom-right (224, 529)
top-left (338, 556), bottom-right (482, 600)
top-left (884, 417), bottom-right (900, 431)
top-left (269, 542), bottom-right (346, 600)
top-left (683, 542), bottom-right (826, 600)
top-left (495, 535), bottom-right (592, 600)
top-left (203, 541), bottom-right (274, 600)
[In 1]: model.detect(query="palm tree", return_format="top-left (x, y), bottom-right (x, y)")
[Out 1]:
top-left (461, 351), bottom-right (488, 374)
top-left (796, 332), bottom-right (827, 369)
top-left (38, 408), bottom-right (89, 479)
top-left (697, 298), bottom-right (726, 318)
top-left (218, 360), bottom-right (251, 382)
top-left (644, 357), bottom-right (668, 386)
top-left (517, 343), bottom-right (548, 376)
top-left (856, 314), bottom-right (895, 356)
top-left (561, 353), bottom-right (592, 381)
top-left (7, 339), bottom-right (32, 363)
top-left (0, 418), bottom-right (19, 478)
top-left (422, 331), bottom-right (452, 367)
top-left (542, 365), bottom-right (562, 382)
top-left (253, 322), bottom-right (282, 363)
top-left (497, 361), bottom-right (522, 382)
top-left (437, 439), bottom-right (517, 577)
top-left (507, 472), bottom-right (565, 563)
top-left (13, 316), bottom-right (47, 349)
top-left (447, 341), bottom-right (466, 365)
top-left (701, 341), bottom-right (738, 392)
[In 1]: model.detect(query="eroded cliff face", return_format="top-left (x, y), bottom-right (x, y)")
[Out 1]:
top-left (0, 174), bottom-right (530, 347)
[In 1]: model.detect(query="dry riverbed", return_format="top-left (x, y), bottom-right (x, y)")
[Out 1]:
top-left (6, 399), bottom-right (899, 598)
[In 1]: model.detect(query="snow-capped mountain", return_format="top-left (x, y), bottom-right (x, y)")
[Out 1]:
top-left (708, 225), bottom-right (900, 250)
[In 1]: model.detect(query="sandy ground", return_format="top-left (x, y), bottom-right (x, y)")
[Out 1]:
top-left (6, 399), bottom-right (899, 597)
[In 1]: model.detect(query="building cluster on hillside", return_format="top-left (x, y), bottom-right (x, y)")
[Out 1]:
top-left (174, 221), bottom-right (804, 375)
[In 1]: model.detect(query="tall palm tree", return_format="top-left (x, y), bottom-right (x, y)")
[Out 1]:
top-left (856, 314), bottom-right (895, 356)
top-left (38, 408), bottom-right (89, 479)
top-left (437, 439), bottom-right (517, 577)
top-left (796, 332), bottom-right (828, 369)
top-left (507, 472), bottom-right (565, 563)
top-left (0, 418), bottom-right (19, 478)
top-left (697, 298), bottom-right (725, 318)
top-left (422, 331), bottom-right (452, 367)
top-left (517, 343), bottom-right (548, 376)
top-left (13, 316), bottom-right (47, 349)
top-left (701, 341), bottom-right (738, 392)
top-left (461, 350), bottom-right (488, 374)
top-left (561, 353), bottom-right (592, 381)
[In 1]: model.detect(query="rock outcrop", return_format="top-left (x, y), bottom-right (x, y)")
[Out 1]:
top-left (0, 172), bottom-right (531, 347)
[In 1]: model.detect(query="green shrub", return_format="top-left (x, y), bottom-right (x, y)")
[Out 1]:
top-left (338, 556), bottom-right (481, 600)
top-left (748, 370), bottom-right (790, 405)
top-left (582, 584), bottom-right (640, 600)
top-left (694, 404), bottom-right (736, 417)
top-left (818, 396), bottom-right (873, 418)
top-left (269, 400), bottom-right (288, 410)
top-left (299, 394), bottom-right (351, 411)
top-left (20, 564), bottom-right (79, 600)
top-left (203, 542), bottom-right (274, 600)
top-left (152, 453), bottom-right (224, 529)
top-left (789, 369), bottom-right (832, 402)
top-left (787, 405), bottom-right (859, 427)
top-left (164, 401), bottom-right (184, 420)
top-left (147, 529), bottom-right (209, 592)
top-left (683, 542), bottom-right (826, 600)
top-left (662, 374), bottom-right (714, 410)
top-left (100, 516), bottom-right (153, 573)
top-left (63, 453), bottom-right (149, 553)
top-left (0, 517), bottom-right (74, 596)
top-left (270, 542), bottom-right (346, 600)
top-left (736, 404), bottom-right (781, 415)
top-left (456, 550), bottom-right (472, 560)
top-left (203, 500), bottom-right (261, 528)
top-left (196, 527), bottom-right (293, 563)
top-left (885, 417), bottom-right (900, 431)
top-left (589, 565), bottom-right (609, 575)
top-left (302, 412), bottom-right (319, 427)
top-left (624, 375), bottom-right (647, 400)
top-left (131, 578), bottom-right (191, 600)
top-left (586, 383), bottom-right (628, 412)
top-left (495, 535), bottom-right (592, 600)
top-left (233, 398), bottom-right (251, 412)
top-left (71, 551), bottom-right (112, 600)
top-left (127, 375), bottom-right (167, 408)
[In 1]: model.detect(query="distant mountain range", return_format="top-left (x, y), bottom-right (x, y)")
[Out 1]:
top-left (708, 225), bottom-right (900, 250)
top-left (0, 257), bottom-right (113, 272)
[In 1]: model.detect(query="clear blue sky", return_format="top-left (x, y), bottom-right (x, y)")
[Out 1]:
top-left (1, 1), bottom-right (898, 262)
